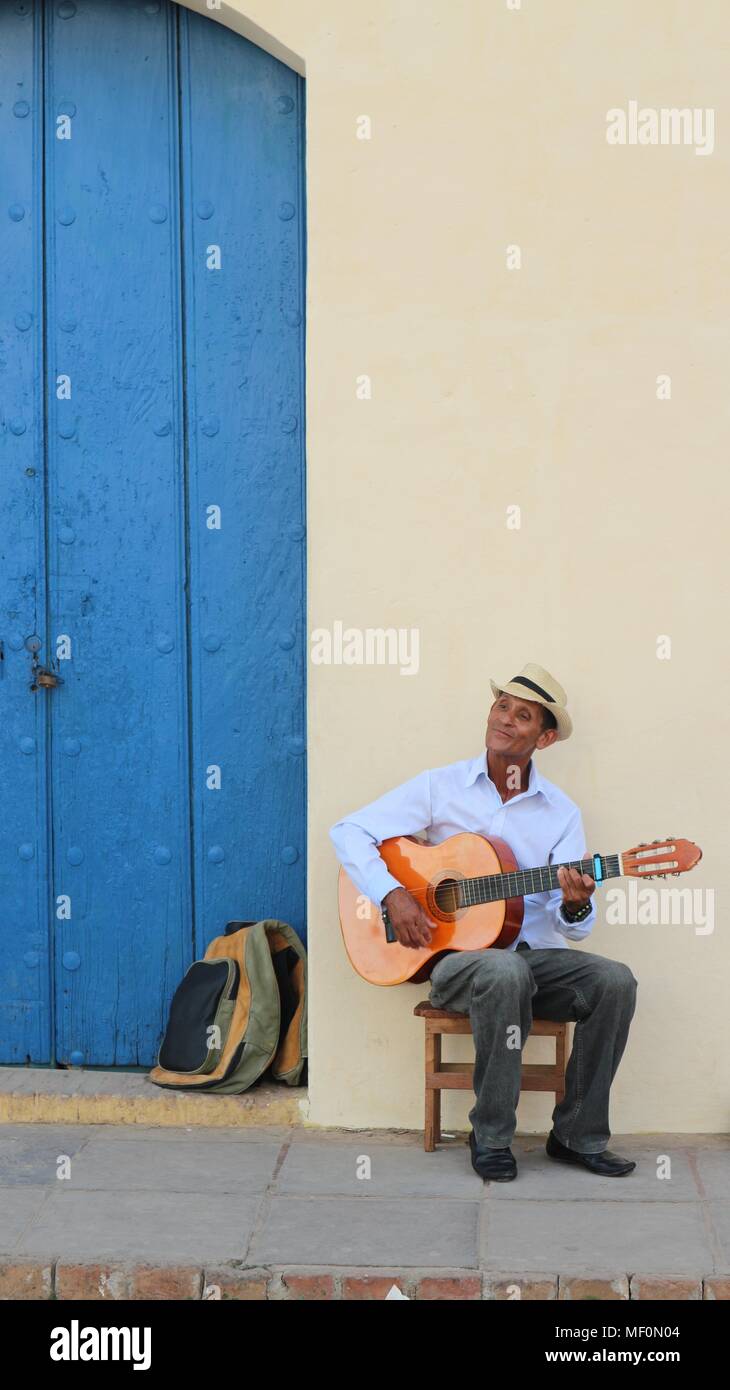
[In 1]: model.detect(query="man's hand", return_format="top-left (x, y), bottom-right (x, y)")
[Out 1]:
top-left (382, 887), bottom-right (437, 949)
top-left (557, 866), bottom-right (595, 914)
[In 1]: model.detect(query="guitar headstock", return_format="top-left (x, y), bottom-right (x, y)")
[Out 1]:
top-left (621, 838), bottom-right (702, 879)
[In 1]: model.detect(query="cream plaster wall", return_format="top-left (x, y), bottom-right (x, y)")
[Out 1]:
top-left (179, 0), bottom-right (729, 1133)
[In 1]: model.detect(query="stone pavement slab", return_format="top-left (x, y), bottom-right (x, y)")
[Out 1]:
top-left (486, 1136), bottom-right (702, 1201)
top-left (693, 1150), bottom-right (730, 1200)
top-left (0, 1189), bottom-right (49, 1250)
top-left (0, 1128), bottom-right (93, 1184)
top-left (248, 1196), bottom-right (481, 1267)
top-left (280, 1130), bottom-right (478, 1197)
top-left (17, 1190), bottom-right (260, 1263)
top-left (49, 1135), bottom-right (283, 1195)
top-left (482, 1198), bottom-right (715, 1275)
top-left (705, 1202), bottom-right (730, 1268)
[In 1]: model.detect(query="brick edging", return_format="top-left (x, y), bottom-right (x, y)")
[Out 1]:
top-left (0, 1259), bottom-right (726, 1300)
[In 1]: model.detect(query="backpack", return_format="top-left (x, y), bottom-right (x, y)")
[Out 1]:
top-left (148, 919), bottom-right (307, 1094)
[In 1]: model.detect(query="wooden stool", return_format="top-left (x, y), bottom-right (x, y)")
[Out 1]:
top-left (414, 1001), bottom-right (569, 1152)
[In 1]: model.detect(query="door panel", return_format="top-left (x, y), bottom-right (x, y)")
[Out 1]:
top-left (180, 10), bottom-right (306, 958)
top-left (0, 1), bottom-right (51, 1063)
top-left (45, 0), bottom-right (191, 1066)
top-left (0, 0), bottom-right (306, 1066)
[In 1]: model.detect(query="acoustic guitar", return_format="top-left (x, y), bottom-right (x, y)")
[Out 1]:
top-left (337, 833), bottom-right (702, 986)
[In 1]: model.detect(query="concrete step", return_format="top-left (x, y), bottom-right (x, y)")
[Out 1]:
top-left (0, 1067), bottom-right (307, 1128)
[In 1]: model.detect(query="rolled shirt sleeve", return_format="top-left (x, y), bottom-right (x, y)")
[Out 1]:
top-left (547, 807), bottom-right (597, 942)
top-left (329, 769), bottom-right (433, 907)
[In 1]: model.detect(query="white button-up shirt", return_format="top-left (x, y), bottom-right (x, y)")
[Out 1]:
top-left (329, 750), bottom-right (596, 948)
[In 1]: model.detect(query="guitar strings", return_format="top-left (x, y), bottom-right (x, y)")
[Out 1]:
top-left (384, 856), bottom-right (622, 908)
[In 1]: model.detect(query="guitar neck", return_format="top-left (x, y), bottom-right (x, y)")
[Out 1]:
top-left (462, 853), bottom-right (622, 907)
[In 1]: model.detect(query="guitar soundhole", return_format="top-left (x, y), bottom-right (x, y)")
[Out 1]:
top-left (432, 877), bottom-right (462, 917)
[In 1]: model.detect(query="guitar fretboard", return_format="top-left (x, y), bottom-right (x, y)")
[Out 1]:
top-left (455, 854), bottom-right (622, 908)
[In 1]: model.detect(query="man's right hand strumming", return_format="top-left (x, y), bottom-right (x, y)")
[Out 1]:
top-left (382, 887), bottom-right (437, 949)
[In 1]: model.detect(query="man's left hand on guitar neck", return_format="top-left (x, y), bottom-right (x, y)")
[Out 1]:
top-left (557, 865), bottom-right (596, 922)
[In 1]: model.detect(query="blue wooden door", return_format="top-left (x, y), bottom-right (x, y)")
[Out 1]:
top-left (0, 0), bottom-right (306, 1066)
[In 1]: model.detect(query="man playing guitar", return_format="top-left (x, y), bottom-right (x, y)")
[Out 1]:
top-left (329, 664), bottom-right (639, 1182)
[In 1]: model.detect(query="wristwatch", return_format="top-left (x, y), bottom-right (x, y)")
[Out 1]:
top-left (560, 899), bottom-right (592, 924)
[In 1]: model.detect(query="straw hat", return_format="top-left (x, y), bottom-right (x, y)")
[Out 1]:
top-left (490, 663), bottom-right (573, 742)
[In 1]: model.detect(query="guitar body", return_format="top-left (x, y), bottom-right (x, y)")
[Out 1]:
top-left (338, 832), bottom-right (524, 986)
top-left (337, 826), bottom-right (701, 988)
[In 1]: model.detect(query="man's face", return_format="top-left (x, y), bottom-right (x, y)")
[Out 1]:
top-left (485, 692), bottom-right (558, 759)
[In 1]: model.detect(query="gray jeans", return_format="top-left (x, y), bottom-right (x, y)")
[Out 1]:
top-left (429, 943), bottom-right (638, 1153)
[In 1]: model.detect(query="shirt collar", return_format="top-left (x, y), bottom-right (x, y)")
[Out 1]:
top-left (464, 749), bottom-right (556, 803)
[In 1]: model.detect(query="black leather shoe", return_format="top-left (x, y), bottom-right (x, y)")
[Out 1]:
top-left (546, 1129), bottom-right (636, 1176)
top-left (468, 1130), bottom-right (517, 1182)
